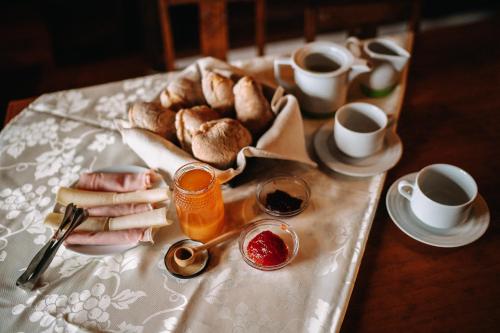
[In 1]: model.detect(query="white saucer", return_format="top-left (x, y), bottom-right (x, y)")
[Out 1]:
top-left (313, 119), bottom-right (403, 177)
top-left (62, 165), bottom-right (166, 256)
top-left (386, 173), bottom-right (490, 247)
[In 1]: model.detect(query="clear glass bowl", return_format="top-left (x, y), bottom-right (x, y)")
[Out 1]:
top-left (256, 176), bottom-right (310, 217)
top-left (239, 219), bottom-right (299, 271)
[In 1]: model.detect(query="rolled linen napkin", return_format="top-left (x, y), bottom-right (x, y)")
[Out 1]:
top-left (45, 213), bottom-right (106, 232)
top-left (45, 207), bottom-right (171, 232)
top-left (75, 170), bottom-right (156, 192)
top-left (87, 203), bottom-right (152, 217)
top-left (64, 228), bottom-right (154, 245)
top-left (56, 187), bottom-right (169, 207)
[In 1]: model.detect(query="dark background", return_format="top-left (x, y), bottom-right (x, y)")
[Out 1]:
top-left (1, 0), bottom-right (499, 124)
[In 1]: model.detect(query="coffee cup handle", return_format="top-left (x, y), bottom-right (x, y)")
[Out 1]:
top-left (273, 57), bottom-right (295, 91)
top-left (397, 180), bottom-right (414, 201)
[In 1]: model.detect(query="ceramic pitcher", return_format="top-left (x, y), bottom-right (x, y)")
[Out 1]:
top-left (346, 37), bottom-right (410, 97)
top-left (274, 41), bottom-right (371, 117)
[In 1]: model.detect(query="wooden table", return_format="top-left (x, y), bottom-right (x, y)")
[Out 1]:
top-left (4, 15), bottom-right (500, 333)
top-left (340, 16), bottom-right (500, 333)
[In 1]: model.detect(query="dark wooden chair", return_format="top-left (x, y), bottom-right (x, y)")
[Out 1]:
top-left (158, 0), bottom-right (266, 71)
top-left (304, 0), bottom-right (422, 41)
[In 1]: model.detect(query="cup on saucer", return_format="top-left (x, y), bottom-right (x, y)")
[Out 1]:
top-left (333, 102), bottom-right (388, 158)
top-left (397, 164), bottom-right (478, 229)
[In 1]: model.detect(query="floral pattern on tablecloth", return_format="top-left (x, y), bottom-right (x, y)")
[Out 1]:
top-left (0, 42), bottom-right (410, 331)
top-left (29, 73), bottom-right (171, 131)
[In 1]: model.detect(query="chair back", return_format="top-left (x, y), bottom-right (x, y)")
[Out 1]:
top-left (305, 0), bottom-right (422, 41)
top-left (158, 0), bottom-right (265, 71)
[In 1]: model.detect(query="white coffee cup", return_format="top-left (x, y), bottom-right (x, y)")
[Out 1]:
top-left (274, 41), bottom-right (371, 117)
top-left (334, 102), bottom-right (388, 158)
top-left (398, 164), bottom-right (478, 229)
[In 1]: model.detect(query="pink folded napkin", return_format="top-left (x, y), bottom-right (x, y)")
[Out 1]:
top-left (75, 170), bottom-right (155, 192)
top-left (86, 203), bottom-right (152, 217)
top-left (65, 228), bottom-right (153, 245)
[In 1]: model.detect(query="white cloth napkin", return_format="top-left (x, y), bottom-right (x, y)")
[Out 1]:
top-left (119, 57), bottom-right (317, 184)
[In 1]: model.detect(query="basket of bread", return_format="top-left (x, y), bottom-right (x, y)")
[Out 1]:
top-left (119, 57), bottom-right (316, 184)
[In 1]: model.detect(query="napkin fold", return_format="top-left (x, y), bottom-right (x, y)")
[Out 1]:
top-left (45, 207), bottom-right (171, 232)
top-left (65, 228), bottom-right (153, 246)
top-left (86, 203), bottom-right (152, 217)
top-left (118, 57), bottom-right (317, 184)
top-left (75, 170), bottom-right (156, 192)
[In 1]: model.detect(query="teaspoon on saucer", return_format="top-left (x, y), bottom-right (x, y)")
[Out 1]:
top-left (173, 227), bottom-right (244, 268)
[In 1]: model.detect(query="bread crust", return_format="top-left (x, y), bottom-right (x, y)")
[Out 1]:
top-left (175, 105), bottom-right (221, 153)
top-left (202, 71), bottom-right (235, 116)
top-left (191, 118), bottom-right (252, 169)
top-left (160, 77), bottom-right (206, 110)
top-left (233, 76), bottom-right (274, 138)
top-left (128, 102), bottom-right (177, 142)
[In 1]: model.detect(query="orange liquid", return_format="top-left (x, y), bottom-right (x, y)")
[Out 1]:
top-left (174, 168), bottom-right (225, 242)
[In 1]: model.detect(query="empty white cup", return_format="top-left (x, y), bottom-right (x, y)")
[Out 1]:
top-left (398, 164), bottom-right (478, 229)
top-left (334, 102), bottom-right (388, 158)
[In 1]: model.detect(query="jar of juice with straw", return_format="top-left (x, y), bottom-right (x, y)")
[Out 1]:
top-left (173, 162), bottom-right (225, 242)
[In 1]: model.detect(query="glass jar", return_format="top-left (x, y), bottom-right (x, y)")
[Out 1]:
top-left (173, 162), bottom-right (225, 242)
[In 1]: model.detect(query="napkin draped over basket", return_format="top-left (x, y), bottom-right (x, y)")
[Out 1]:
top-left (118, 57), bottom-right (317, 184)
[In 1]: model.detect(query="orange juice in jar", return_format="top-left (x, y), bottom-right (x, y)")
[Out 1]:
top-left (173, 162), bottom-right (225, 242)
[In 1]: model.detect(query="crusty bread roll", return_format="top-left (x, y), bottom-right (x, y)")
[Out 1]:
top-left (160, 77), bottom-right (206, 110)
top-left (175, 105), bottom-right (221, 153)
top-left (128, 102), bottom-right (176, 142)
top-left (191, 118), bottom-right (252, 169)
top-left (202, 71), bottom-right (235, 116)
top-left (233, 76), bottom-right (274, 138)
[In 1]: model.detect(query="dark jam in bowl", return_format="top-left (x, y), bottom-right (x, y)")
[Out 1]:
top-left (246, 230), bottom-right (289, 267)
top-left (265, 190), bottom-right (303, 213)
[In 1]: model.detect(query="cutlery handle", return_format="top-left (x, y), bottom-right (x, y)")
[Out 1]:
top-left (195, 227), bottom-right (244, 252)
top-left (16, 240), bottom-right (55, 290)
top-left (15, 206), bottom-right (88, 290)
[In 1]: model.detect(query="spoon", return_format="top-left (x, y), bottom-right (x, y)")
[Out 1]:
top-left (174, 227), bottom-right (245, 268)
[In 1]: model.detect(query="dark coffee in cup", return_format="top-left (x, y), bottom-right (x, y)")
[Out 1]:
top-left (340, 109), bottom-right (382, 133)
top-left (367, 42), bottom-right (400, 56)
top-left (420, 169), bottom-right (472, 205)
top-left (303, 52), bottom-right (340, 73)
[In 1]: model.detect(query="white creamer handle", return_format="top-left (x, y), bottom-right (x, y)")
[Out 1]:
top-left (397, 180), bottom-right (414, 201)
top-left (273, 57), bottom-right (295, 91)
top-left (346, 36), bottom-right (363, 58)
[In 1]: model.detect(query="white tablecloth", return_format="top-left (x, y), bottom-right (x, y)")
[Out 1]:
top-left (0, 33), bottom-right (410, 333)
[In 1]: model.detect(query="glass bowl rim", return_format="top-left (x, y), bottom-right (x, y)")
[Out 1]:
top-left (256, 175), bottom-right (311, 217)
top-left (238, 219), bottom-right (299, 271)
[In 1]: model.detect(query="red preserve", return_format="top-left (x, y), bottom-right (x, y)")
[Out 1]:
top-left (247, 230), bottom-right (289, 266)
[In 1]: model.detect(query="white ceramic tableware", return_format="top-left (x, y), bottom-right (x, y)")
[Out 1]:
top-left (274, 41), bottom-right (371, 117)
top-left (346, 37), bottom-right (410, 97)
top-left (334, 102), bottom-right (388, 158)
top-left (397, 164), bottom-right (478, 229)
top-left (313, 118), bottom-right (402, 177)
top-left (387, 172), bottom-right (489, 247)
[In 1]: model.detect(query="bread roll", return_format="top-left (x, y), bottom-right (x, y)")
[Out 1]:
top-left (233, 76), bottom-right (274, 138)
top-left (128, 102), bottom-right (176, 142)
top-left (160, 77), bottom-right (205, 110)
top-left (175, 105), bottom-right (221, 153)
top-left (191, 118), bottom-right (252, 169)
top-left (202, 71), bottom-right (235, 116)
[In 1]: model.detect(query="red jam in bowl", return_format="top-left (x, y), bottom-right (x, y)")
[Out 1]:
top-left (246, 230), bottom-right (289, 266)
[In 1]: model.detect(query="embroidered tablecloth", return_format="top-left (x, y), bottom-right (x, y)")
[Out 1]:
top-left (0, 33), bottom-right (410, 333)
